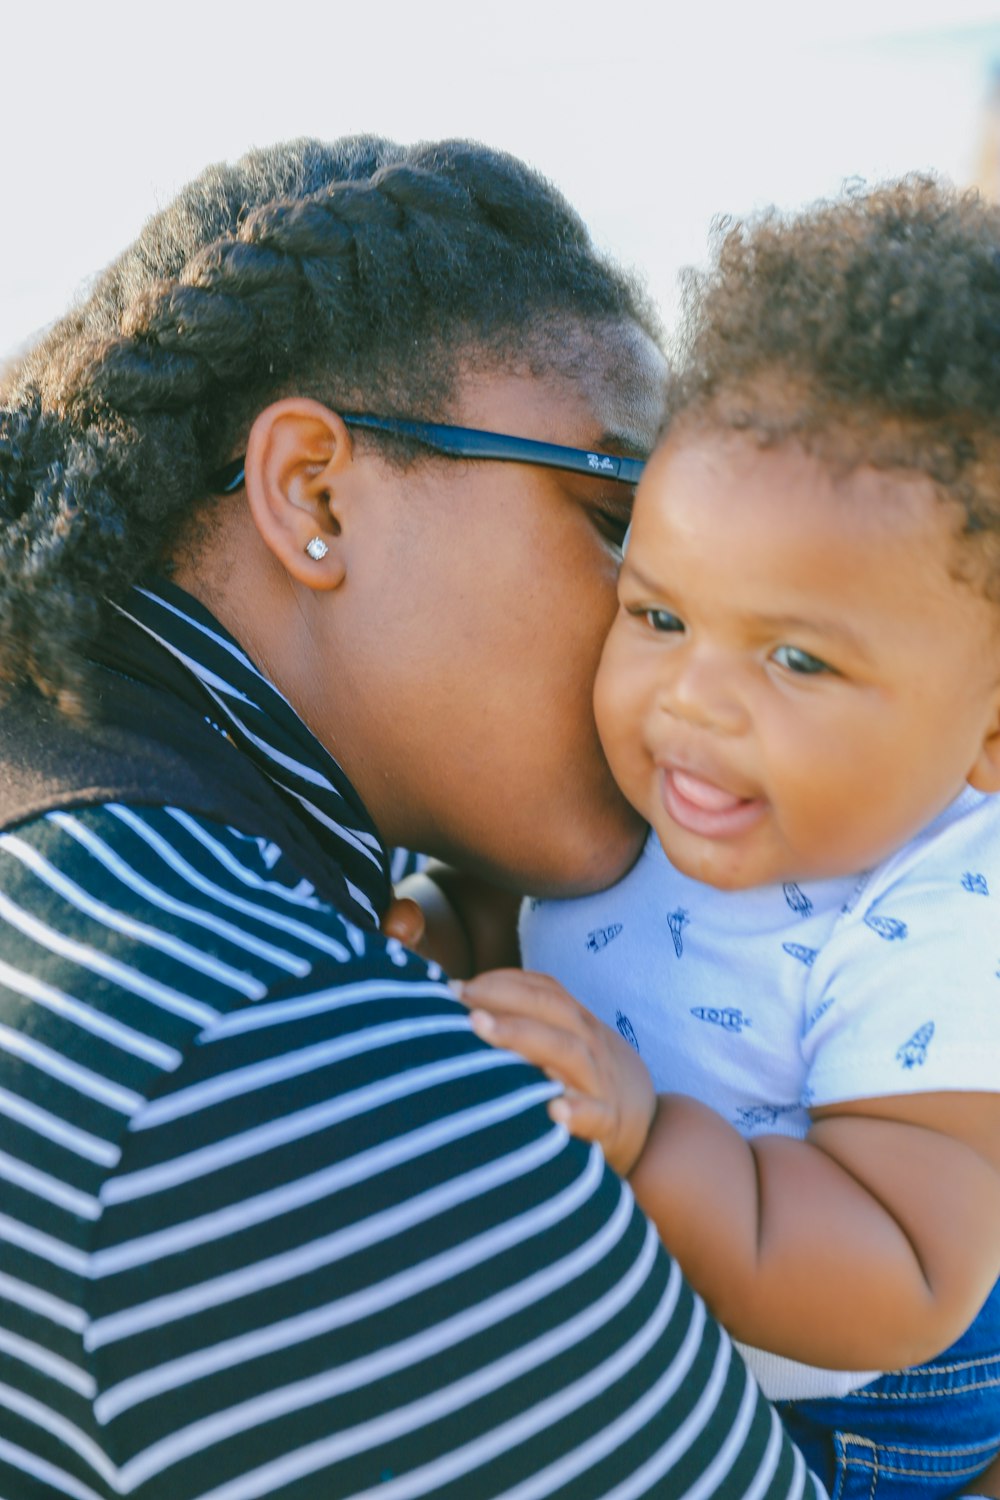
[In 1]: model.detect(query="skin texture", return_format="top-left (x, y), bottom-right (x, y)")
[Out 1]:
top-left (461, 431), bottom-right (1000, 1373)
top-left (174, 327), bottom-right (665, 899)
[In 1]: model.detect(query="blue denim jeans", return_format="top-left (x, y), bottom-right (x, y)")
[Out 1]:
top-left (777, 1279), bottom-right (1000, 1500)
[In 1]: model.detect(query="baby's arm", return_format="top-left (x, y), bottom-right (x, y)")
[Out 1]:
top-left (461, 968), bottom-right (1000, 1373)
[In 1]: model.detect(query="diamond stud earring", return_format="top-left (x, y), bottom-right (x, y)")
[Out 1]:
top-left (305, 536), bottom-right (329, 561)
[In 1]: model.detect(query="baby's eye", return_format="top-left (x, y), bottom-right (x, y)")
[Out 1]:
top-left (772, 644), bottom-right (833, 675)
top-left (639, 608), bottom-right (684, 634)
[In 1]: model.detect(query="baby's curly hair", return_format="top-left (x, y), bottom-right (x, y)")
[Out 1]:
top-left (666, 175), bottom-right (1000, 595)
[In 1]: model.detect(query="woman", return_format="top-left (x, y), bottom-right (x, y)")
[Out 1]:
top-left (0, 137), bottom-right (820, 1498)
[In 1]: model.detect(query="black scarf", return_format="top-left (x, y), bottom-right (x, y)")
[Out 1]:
top-left (0, 579), bottom-right (393, 930)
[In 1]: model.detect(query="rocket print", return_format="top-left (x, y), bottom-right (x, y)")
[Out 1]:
top-left (782, 942), bottom-right (818, 967)
top-left (804, 997), bottom-right (835, 1032)
top-left (864, 912), bottom-right (908, 941)
top-left (783, 882), bottom-right (813, 916)
top-left (736, 1103), bottom-right (799, 1130)
top-left (896, 1021), bottom-right (934, 1069)
top-left (691, 1006), bottom-right (752, 1032)
top-left (667, 908), bottom-right (689, 958)
top-left (616, 1011), bottom-right (641, 1052)
top-left (586, 924), bottom-right (623, 953)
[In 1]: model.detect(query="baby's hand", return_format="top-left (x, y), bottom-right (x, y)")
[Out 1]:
top-left (458, 969), bottom-right (656, 1178)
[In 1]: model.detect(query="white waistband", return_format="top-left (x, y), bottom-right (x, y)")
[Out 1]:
top-left (735, 1341), bottom-right (882, 1401)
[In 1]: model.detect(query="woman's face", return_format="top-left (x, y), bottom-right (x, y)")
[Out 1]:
top-left (318, 324), bottom-right (665, 896)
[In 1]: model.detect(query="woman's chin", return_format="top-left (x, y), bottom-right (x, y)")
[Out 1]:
top-left (519, 806), bottom-right (648, 899)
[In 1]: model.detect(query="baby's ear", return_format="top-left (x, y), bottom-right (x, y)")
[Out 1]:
top-left (967, 698), bottom-right (1000, 793)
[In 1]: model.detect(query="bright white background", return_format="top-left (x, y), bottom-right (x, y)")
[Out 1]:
top-left (3, 0), bottom-right (1000, 360)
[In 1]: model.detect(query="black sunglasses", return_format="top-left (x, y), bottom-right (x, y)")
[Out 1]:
top-left (210, 412), bottom-right (647, 494)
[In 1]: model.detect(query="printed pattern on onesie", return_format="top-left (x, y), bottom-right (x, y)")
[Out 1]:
top-left (519, 784), bottom-right (1000, 1141)
top-left (521, 784), bottom-right (1000, 1400)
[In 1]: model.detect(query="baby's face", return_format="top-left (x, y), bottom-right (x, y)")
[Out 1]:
top-left (595, 430), bottom-right (1000, 889)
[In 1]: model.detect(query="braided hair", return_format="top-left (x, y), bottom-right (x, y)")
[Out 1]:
top-left (664, 175), bottom-right (1000, 596)
top-left (0, 136), bottom-right (657, 702)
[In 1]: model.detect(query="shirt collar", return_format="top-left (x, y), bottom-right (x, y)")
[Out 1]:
top-left (110, 577), bottom-right (392, 924)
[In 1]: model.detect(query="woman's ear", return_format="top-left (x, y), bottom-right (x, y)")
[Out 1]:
top-left (242, 397), bottom-right (354, 590)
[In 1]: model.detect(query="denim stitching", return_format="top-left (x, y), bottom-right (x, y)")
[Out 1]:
top-left (832, 1428), bottom-right (1000, 1492)
top-left (835, 1434), bottom-right (1000, 1479)
top-left (852, 1375), bottom-right (1000, 1402)
top-left (834, 1433), bottom-right (879, 1500)
top-left (837, 1434), bottom-right (880, 1500)
top-left (838, 1454), bottom-right (999, 1479)
top-left (891, 1355), bottom-right (1000, 1378)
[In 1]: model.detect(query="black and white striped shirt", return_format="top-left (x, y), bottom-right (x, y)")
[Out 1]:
top-left (0, 582), bottom-right (824, 1499)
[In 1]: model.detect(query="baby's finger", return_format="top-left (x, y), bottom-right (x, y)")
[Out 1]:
top-left (460, 969), bottom-right (589, 1029)
top-left (550, 1092), bottom-right (642, 1176)
top-left (468, 1009), bottom-right (603, 1095)
top-left (549, 1090), bottom-right (616, 1141)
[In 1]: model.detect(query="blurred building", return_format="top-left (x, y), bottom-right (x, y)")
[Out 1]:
top-left (976, 57), bottom-right (1000, 198)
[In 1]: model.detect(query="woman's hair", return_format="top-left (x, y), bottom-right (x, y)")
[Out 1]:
top-left (666, 175), bottom-right (1000, 594)
top-left (0, 136), bottom-right (657, 701)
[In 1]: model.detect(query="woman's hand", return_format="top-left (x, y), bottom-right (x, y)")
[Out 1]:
top-left (380, 894), bottom-right (427, 948)
top-left (380, 877), bottom-right (471, 973)
top-left (456, 968), bottom-right (657, 1177)
top-left (382, 867), bottom-right (524, 977)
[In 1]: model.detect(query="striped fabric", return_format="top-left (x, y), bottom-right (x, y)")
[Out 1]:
top-left (0, 583), bottom-right (825, 1499)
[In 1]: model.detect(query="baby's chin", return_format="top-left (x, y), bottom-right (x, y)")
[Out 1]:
top-left (656, 829), bottom-right (859, 893)
top-left (652, 825), bottom-right (795, 893)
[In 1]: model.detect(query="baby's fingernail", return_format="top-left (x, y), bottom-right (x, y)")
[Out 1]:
top-left (550, 1099), bottom-right (570, 1124)
top-left (469, 1009), bottom-right (496, 1037)
top-left (449, 980), bottom-right (464, 1000)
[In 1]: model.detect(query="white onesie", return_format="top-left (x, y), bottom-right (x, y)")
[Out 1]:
top-left (520, 784), bottom-right (1000, 1399)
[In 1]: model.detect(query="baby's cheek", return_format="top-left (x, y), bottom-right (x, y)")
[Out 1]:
top-left (593, 690), bottom-right (644, 818)
top-left (593, 668), bottom-right (624, 771)
top-left (594, 632), bottom-right (640, 735)
top-left (593, 630), bottom-right (626, 727)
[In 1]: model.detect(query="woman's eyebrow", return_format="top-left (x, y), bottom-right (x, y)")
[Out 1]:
top-left (596, 428), bottom-right (653, 459)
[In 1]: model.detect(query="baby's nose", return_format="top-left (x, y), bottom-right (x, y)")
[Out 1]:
top-left (657, 650), bottom-right (747, 736)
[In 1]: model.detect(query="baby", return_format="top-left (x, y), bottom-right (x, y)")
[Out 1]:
top-left (444, 179), bottom-right (1000, 1495)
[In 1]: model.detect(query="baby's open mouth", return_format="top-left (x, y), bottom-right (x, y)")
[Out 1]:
top-left (661, 768), bottom-right (765, 839)
top-left (670, 769), bottom-right (751, 814)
